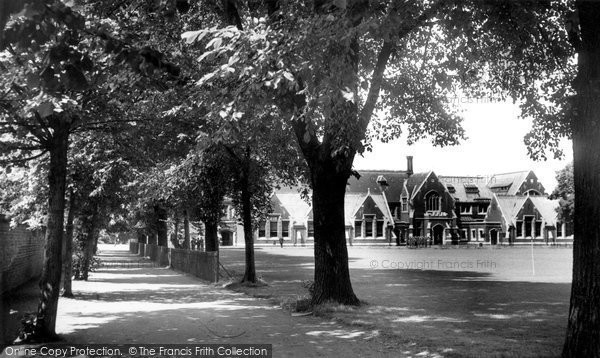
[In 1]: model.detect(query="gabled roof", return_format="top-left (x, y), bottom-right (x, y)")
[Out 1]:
top-left (270, 195), bottom-right (291, 218)
top-left (344, 192), bottom-right (395, 225)
top-left (274, 193), bottom-right (311, 222)
top-left (494, 195), bottom-right (528, 227)
top-left (488, 171), bottom-right (531, 195)
top-left (438, 176), bottom-right (494, 202)
top-left (406, 171), bottom-right (431, 199)
top-left (346, 170), bottom-right (410, 202)
top-left (344, 194), bottom-right (366, 225)
top-left (529, 196), bottom-right (560, 227)
top-left (374, 192), bottom-right (395, 222)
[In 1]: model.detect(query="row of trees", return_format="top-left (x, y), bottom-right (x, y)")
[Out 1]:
top-left (0, 0), bottom-right (304, 340)
top-left (1, 0), bottom-right (599, 355)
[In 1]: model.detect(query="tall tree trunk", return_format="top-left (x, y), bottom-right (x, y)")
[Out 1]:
top-left (172, 214), bottom-right (180, 248)
top-left (241, 164), bottom-right (256, 283)
top-left (204, 221), bottom-right (219, 252)
top-left (309, 160), bottom-right (359, 306)
top-left (137, 230), bottom-right (147, 244)
top-left (62, 188), bottom-right (76, 298)
top-left (183, 209), bottom-right (190, 249)
top-left (81, 211), bottom-right (99, 281)
top-left (92, 230), bottom-right (99, 255)
top-left (155, 204), bottom-right (168, 246)
top-left (563, 2), bottom-right (600, 356)
top-left (31, 117), bottom-right (70, 340)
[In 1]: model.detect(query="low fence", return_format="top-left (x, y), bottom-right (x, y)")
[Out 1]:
top-left (129, 242), bottom-right (218, 283)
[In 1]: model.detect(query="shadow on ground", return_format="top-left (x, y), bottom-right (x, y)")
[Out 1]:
top-left (220, 247), bottom-right (570, 357)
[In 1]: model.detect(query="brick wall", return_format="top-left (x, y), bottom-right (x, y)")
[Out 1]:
top-left (0, 215), bottom-right (45, 295)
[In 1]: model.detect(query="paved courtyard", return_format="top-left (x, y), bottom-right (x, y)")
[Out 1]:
top-left (220, 245), bottom-right (572, 357)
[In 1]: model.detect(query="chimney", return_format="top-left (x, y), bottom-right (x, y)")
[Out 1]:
top-left (406, 156), bottom-right (413, 176)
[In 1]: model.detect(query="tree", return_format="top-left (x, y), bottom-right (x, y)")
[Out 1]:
top-left (184, 0), bottom-right (572, 305)
top-left (561, 1), bottom-right (600, 356)
top-left (219, 113), bottom-right (303, 283)
top-left (61, 188), bottom-right (76, 297)
top-left (175, 145), bottom-right (230, 252)
top-left (1, 0), bottom-right (184, 339)
top-left (67, 131), bottom-right (131, 281)
top-left (550, 162), bottom-right (574, 231)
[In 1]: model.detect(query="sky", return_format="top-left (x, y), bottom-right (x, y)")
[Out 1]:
top-left (353, 101), bottom-right (572, 193)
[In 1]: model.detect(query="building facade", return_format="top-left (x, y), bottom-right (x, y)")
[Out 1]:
top-left (221, 157), bottom-right (571, 246)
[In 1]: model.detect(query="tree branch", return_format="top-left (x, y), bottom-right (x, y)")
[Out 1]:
top-left (359, 0), bottom-right (446, 132)
top-left (0, 150), bottom-right (48, 165)
top-left (359, 40), bottom-right (394, 131)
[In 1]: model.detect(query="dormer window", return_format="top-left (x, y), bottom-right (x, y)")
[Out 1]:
top-left (401, 197), bottom-right (408, 212)
top-left (464, 183), bottom-right (479, 194)
top-left (376, 175), bottom-right (388, 186)
top-left (446, 184), bottom-right (456, 193)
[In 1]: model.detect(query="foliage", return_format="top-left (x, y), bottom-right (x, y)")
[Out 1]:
top-left (0, 163), bottom-right (47, 227)
top-left (183, 0), bottom-right (576, 304)
top-left (183, 1), bottom-right (574, 161)
top-left (71, 250), bottom-right (101, 280)
top-left (551, 162), bottom-right (574, 226)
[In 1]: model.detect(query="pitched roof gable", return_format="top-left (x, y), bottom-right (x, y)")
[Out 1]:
top-left (274, 193), bottom-right (311, 222)
top-left (494, 195), bottom-right (528, 227)
top-left (346, 170), bottom-right (410, 202)
top-left (488, 171), bottom-right (531, 195)
top-left (406, 171), bottom-right (431, 199)
top-left (529, 196), bottom-right (560, 226)
top-left (270, 195), bottom-right (291, 218)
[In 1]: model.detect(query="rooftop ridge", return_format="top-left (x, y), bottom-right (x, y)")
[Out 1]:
top-left (353, 169), bottom-right (411, 173)
top-left (490, 170), bottom-right (531, 176)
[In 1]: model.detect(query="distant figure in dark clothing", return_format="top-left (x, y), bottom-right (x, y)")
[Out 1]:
top-left (279, 237), bottom-right (284, 248)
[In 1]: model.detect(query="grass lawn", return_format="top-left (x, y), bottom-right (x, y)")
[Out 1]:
top-left (220, 245), bottom-right (572, 357)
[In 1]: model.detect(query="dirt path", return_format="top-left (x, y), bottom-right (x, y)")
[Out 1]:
top-left (44, 246), bottom-right (398, 357)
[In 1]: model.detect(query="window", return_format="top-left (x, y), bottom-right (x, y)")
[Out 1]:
top-left (479, 229), bottom-right (485, 241)
top-left (535, 222), bottom-right (542, 237)
top-left (307, 221), bottom-right (314, 237)
top-left (478, 206), bottom-right (487, 214)
top-left (365, 216), bottom-right (374, 237)
top-left (258, 221), bottom-right (266, 237)
top-left (471, 229), bottom-right (477, 240)
top-left (464, 183), bottom-right (479, 194)
top-left (425, 191), bottom-right (440, 212)
top-left (557, 222), bottom-right (563, 237)
top-left (447, 184), bottom-right (456, 193)
top-left (516, 221), bottom-right (522, 237)
top-left (269, 218), bottom-right (278, 237)
top-left (401, 197), bottom-right (408, 212)
top-left (282, 220), bottom-right (289, 237)
top-left (525, 219), bottom-right (533, 237)
top-left (376, 221), bottom-right (384, 237)
top-left (269, 222), bottom-right (278, 237)
top-left (460, 205), bottom-right (471, 214)
top-left (461, 229), bottom-right (467, 239)
top-left (355, 221), bottom-right (362, 237)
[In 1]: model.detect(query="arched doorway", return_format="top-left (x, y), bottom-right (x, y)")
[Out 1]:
top-left (432, 224), bottom-right (444, 245)
top-left (490, 229), bottom-right (498, 245)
